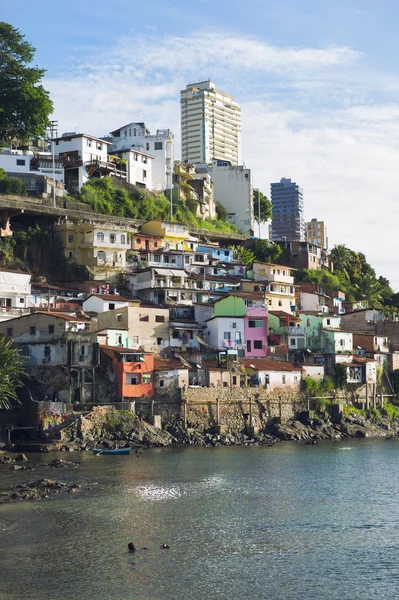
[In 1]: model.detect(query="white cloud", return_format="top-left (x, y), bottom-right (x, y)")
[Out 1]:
top-left (45, 29), bottom-right (399, 288)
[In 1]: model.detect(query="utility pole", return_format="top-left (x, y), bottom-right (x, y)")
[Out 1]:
top-left (258, 188), bottom-right (261, 239)
top-left (47, 120), bottom-right (58, 209)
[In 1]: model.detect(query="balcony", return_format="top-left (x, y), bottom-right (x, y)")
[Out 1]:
top-left (281, 326), bottom-right (306, 336)
top-left (223, 339), bottom-right (237, 349)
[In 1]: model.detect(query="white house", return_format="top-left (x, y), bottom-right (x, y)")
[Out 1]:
top-left (0, 270), bottom-right (31, 321)
top-left (96, 327), bottom-right (130, 348)
top-left (196, 159), bottom-right (254, 234)
top-left (112, 148), bottom-right (154, 189)
top-left (0, 148), bottom-right (64, 182)
top-left (240, 358), bottom-right (303, 391)
top-left (108, 123), bottom-right (174, 191)
top-left (53, 132), bottom-right (124, 194)
top-left (204, 315), bottom-right (245, 356)
top-left (82, 294), bottom-right (130, 314)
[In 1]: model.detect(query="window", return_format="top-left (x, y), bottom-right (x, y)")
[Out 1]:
top-left (117, 335), bottom-right (122, 345)
top-left (7, 327), bottom-right (12, 337)
top-left (224, 332), bottom-right (231, 340)
top-left (307, 319), bottom-right (310, 327)
top-left (248, 320), bottom-right (263, 328)
top-left (247, 340), bottom-right (252, 352)
top-left (143, 170), bottom-right (147, 179)
top-left (132, 336), bottom-right (139, 344)
top-left (339, 339), bottom-right (345, 347)
top-left (48, 325), bottom-right (54, 334)
top-left (120, 235), bottom-right (126, 244)
top-left (130, 376), bottom-right (139, 385)
top-left (326, 319), bottom-right (331, 325)
top-left (157, 337), bottom-right (163, 345)
top-left (19, 298), bottom-right (24, 304)
top-left (68, 234), bottom-right (73, 242)
top-left (136, 237), bottom-right (141, 244)
top-left (282, 375), bottom-right (286, 384)
top-left (97, 232), bottom-right (104, 242)
top-left (113, 252), bottom-right (118, 263)
top-left (87, 139), bottom-right (92, 146)
top-left (154, 241), bottom-right (158, 248)
top-left (156, 315), bottom-right (165, 323)
top-left (68, 251), bottom-right (74, 259)
top-left (232, 376), bottom-right (237, 385)
top-left (116, 313), bottom-right (122, 322)
top-left (134, 128), bottom-right (137, 136)
top-left (142, 374), bottom-right (151, 384)
top-left (140, 314), bottom-right (149, 322)
top-left (230, 322), bottom-right (237, 329)
top-left (110, 234), bottom-right (116, 244)
top-left (254, 340), bottom-right (262, 350)
top-left (154, 142), bottom-right (163, 150)
top-left (16, 159), bottom-right (25, 166)
top-left (159, 379), bottom-right (164, 387)
top-left (97, 251), bottom-right (106, 262)
top-left (290, 338), bottom-right (296, 347)
top-left (278, 300), bottom-right (282, 307)
top-left (146, 143), bottom-right (150, 151)
top-left (30, 326), bottom-right (36, 336)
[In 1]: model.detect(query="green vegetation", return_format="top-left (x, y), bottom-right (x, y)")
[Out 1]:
top-left (0, 336), bottom-right (27, 409)
top-left (229, 245), bottom-right (256, 267)
top-left (0, 168), bottom-right (25, 195)
top-left (253, 189), bottom-right (272, 223)
top-left (302, 376), bottom-right (335, 397)
top-left (381, 402), bottom-right (399, 420)
top-left (334, 364), bottom-right (348, 389)
top-left (343, 405), bottom-right (367, 418)
top-left (0, 22), bottom-right (53, 143)
top-left (251, 239), bottom-right (282, 264)
top-left (0, 224), bottom-right (86, 280)
top-left (77, 179), bottom-right (239, 233)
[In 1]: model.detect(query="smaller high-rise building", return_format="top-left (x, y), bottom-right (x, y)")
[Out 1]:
top-left (306, 218), bottom-right (328, 249)
top-left (270, 178), bottom-right (305, 242)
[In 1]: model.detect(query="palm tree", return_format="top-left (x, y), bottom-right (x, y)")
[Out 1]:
top-left (0, 336), bottom-right (27, 409)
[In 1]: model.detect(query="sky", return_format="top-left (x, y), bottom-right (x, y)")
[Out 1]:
top-left (2, 0), bottom-right (399, 288)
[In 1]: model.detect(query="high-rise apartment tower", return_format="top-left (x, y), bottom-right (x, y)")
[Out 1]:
top-left (270, 178), bottom-right (305, 241)
top-left (180, 80), bottom-right (241, 165)
top-left (306, 218), bottom-right (328, 249)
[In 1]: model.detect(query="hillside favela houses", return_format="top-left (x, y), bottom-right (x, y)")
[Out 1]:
top-left (0, 77), bottom-right (398, 440)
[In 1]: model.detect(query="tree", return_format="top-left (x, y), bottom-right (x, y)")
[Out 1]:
top-left (0, 336), bottom-right (27, 409)
top-left (215, 201), bottom-right (228, 222)
top-left (253, 189), bottom-right (272, 223)
top-left (252, 239), bottom-right (282, 264)
top-left (230, 245), bottom-right (256, 267)
top-left (0, 22), bottom-right (53, 143)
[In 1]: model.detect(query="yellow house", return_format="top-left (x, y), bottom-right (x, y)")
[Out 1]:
top-left (54, 222), bottom-right (133, 279)
top-left (140, 220), bottom-right (189, 250)
top-left (244, 262), bottom-right (297, 313)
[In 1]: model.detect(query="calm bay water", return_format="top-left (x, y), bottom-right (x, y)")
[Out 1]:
top-left (1, 439), bottom-right (399, 600)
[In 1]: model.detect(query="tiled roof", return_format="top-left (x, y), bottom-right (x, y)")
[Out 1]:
top-left (85, 294), bottom-right (131, 302)
top-left (240, 359), bottom-right (303, 372)
top-left (154, 357), bottom-right (188, 370)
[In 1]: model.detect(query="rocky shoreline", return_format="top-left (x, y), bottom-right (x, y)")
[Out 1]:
top-left (1, 412), bottom-right (398, 505)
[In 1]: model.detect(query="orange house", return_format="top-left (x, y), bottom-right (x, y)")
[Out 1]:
top-left (100, 346), bottom-right (154, 400)
top-left (132, 233), bottom-right (163, 252)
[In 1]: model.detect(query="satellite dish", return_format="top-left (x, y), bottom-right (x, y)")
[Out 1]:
top-left (250, 364), bottom-right (256, 369)
top-left (196, 364), bottom-right (201, 369)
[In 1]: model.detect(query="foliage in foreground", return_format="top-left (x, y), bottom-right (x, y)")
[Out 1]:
top-left (0, 22), bottom-right (53, 143)
top-left (0, 336), bottom-right (27, 409)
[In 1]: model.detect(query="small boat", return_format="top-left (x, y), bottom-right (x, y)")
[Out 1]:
top-left (92, 447), bottom-right (131, 455)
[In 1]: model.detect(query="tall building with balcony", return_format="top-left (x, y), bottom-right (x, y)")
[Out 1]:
top-left (270, 178), bottom-right (305, 242)
top-left (180, 80), bottom-right (241, 165)
top-left (306, 218), bottom-right (328, 249)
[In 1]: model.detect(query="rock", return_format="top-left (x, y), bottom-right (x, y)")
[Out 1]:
top-left (68, 484), bottom-right (81, 494)
top-left (12, 464), bottom-right (24, 470)
top-left (15, 453), bottom-right (28, 462)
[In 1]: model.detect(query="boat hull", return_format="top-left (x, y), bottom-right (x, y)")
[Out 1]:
top-left (92, 448), bottom-right (131, 455)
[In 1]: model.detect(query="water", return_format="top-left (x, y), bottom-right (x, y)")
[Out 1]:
top-left (2, 439), bottom-right (399, 600)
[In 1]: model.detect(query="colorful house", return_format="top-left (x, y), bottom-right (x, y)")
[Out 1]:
top-left (100, 346), bottom-right (154, 400)
top-left (140, 220), bottom-right (189, 250)
top-left (244, 306), bottom-right (268, 357)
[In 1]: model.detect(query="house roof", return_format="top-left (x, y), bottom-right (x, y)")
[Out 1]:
top-left (240, 359), bottom-right (303, 372)
top-left (154, 357), bottom-right (188, 371)
top-left (52, 133), bottom-right (112, 145)
top-left (100, 345), bottom-right (149, 357)
top-left (84, 294), bottom-right (131, 302)
top-left (37, 312), bottom-right (90, 322)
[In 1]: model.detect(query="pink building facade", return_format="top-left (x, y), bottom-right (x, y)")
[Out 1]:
top-left (244, 306), bottom-right (268, 357)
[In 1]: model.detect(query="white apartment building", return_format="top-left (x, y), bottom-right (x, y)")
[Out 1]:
top-left (0, 270), bottom-right (31, 321)
top-left (53, 133), bottom-right (127, 194)
top-left (108, 123), bottom-right (174, 191)
top-left (180, 80), bottom-right (241, 165)
top-left (0, 148), bottom-right (64, 182)
top-left (197, 159), bottom-right (254, 234)
top-left (112, 148), bottom-right (154, 189)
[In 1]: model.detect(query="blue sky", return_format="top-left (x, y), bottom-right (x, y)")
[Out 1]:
top-left (3, 0), bottom-right (399, 287)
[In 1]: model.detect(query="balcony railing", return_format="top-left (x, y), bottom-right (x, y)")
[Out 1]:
top-left (281, 326), bottom-right (306, 336)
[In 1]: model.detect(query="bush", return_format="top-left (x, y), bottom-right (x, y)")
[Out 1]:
top-left (0, 176), bottom-right (25, 195)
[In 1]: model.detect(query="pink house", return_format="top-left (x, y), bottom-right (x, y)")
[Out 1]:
top-left (245, 306), bottom-right (268, 357)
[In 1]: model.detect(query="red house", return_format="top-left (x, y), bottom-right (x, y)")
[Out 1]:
top-left (100, 346), bottom-right (154, 400)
